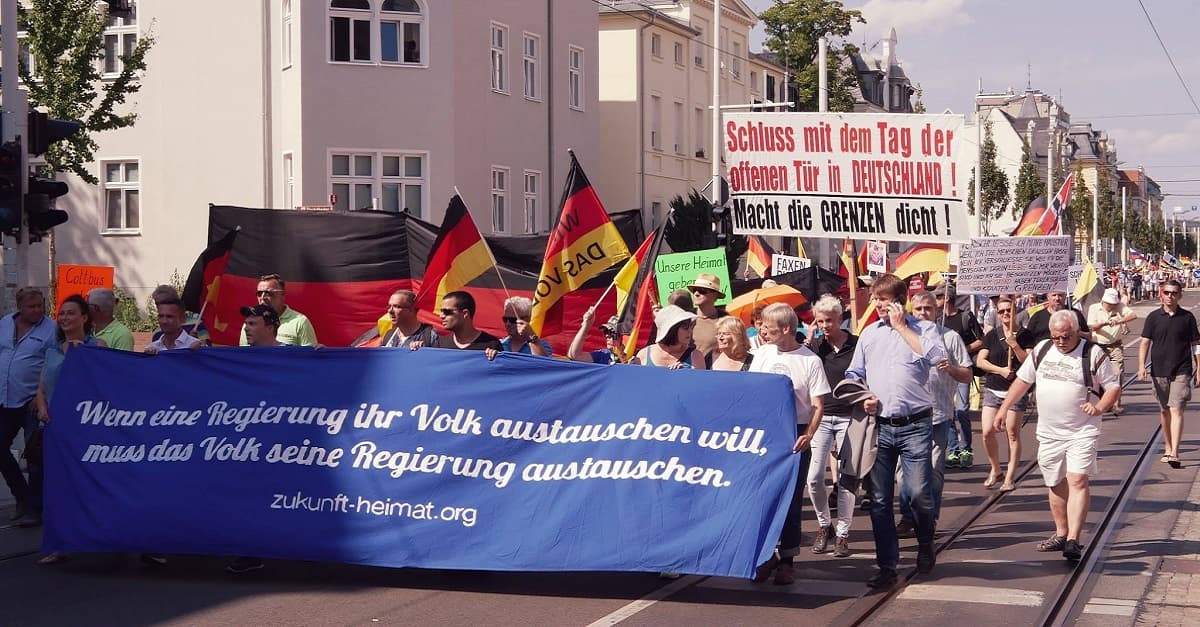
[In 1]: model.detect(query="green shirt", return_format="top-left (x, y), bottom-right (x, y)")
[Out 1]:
top-left (94, 319), bottom-right (134, 351)
top-left (239, 306), bottom-right (318, 347)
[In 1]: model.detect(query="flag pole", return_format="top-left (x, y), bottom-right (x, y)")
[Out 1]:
top-left (453, 186), bottom-right (511, 301)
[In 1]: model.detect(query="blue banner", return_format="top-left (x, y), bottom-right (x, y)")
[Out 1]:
top-left (44, 346), bottom-right (797, 578)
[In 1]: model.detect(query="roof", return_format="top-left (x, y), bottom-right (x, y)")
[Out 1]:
top-left (597, 2), bottom-right (699, 36)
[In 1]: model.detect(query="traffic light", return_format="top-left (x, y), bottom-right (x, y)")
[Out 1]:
top-left (25, 175), bottom-right (69, 240)
top-left (27, 110), bottom-right (82, 157)
top-left (0, 141), bottom-right (22, 237)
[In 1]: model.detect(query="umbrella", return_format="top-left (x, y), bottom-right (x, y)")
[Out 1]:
top-left (725, 284), bottom-right (808, 325)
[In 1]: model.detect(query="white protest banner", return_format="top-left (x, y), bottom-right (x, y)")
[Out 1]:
top-left (771, 254), bottom-right (811, 275)
top-left (724, 112), bottom-right (969, 244)
top-left (956, 236), bottom-right (1071, 294)
top-left (1066, 264), bottom-right (1086, 294)
top-left (866, 241), bottom-right (887, 272)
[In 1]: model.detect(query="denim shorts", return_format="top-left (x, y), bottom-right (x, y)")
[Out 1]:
top-left (982, 387), bottom-right (1027, 412)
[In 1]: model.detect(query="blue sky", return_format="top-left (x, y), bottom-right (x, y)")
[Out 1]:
top-left (743, 0), bottom-right (1200, 213)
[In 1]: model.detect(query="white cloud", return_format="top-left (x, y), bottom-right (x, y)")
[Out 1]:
top-left (857, 0), bottom-right (971, 36)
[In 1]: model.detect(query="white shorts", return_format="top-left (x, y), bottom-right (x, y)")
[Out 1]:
top-left (1038, 436), bottom-right (1099, 486)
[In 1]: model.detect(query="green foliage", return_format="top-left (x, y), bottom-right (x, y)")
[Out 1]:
top-left (760, 0), bottom-right (865, 112)
top-left (1066, 163), bottom-right (1091, 232)
top-left (1095, 168), bottom-right (1121, 240)
top-left (113, 286), bottom-right (155, 332)
top-left (965, 121), bottom-right (1010, 235)
top-left (1012, 139), bottom-right (1043, 219)
top-left (913, 83), bottom-right (926, 114)
top-left (18, 0), bottom-right (154, 183)
top-left (664, 191), bottom-right (747, 271)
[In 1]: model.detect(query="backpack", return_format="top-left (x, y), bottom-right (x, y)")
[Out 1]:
top-left (1031, 339), bottom-right (1106, 398)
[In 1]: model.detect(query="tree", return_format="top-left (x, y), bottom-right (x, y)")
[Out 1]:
top-left (664, 190), bottom-right (747, 271)
top-left (965, 120), bottom-right (1010, 235)
top-left (1011, 138), bottom-right (1043, 219)
top-left (913, 83), bottom-right (926, 114)
top-left (760, 0), bottom-right (865, 112)
top-left (18, 0), bottom-right (154, 184)
top-left (1095, 167), bottom-right (1121, 240)
top-left (1065, 163), bottom-right (1091, 232)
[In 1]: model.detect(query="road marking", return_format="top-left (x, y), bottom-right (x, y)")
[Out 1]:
top-left (897, 584), bottom-right (1044, 606)
top-left (1083, 597), bottom-right (1138, 616)
top-left (585, 575), bottom-right (704, 626)
top-left (960, 559), bottom-right (1047, 567)
top-left (697, 576), bottom-right (864, 598)
top-left (942, 490), bottom-right (973, 496)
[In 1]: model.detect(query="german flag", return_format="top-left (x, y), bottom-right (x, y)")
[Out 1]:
top-left (838, 238), bottom-right (857, 281)
top-left (414, 195), bottom-right (495, 313)
top-left (182, 226), bottom-right (240, 316)
top-left (746, 235), bottom-right (775, 278)
top-left (893, 243), bottom-right (949, 280)
top-left (615, 218), bottom-right (669, 361)
top-left (1012, 173), bottom-right (1074, 236)
top-left (530, 152), bottom-right (631, 336)
top-left (614, 232), bottom-right (656, 318)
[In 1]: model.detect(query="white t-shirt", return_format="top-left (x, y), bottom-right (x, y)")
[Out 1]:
top-left (930, 328), bottom-right (971, 425)
top-left (1016, 339), bottom-right (1118, 440)
top-left (146, 332), bottom-right (202, 352)
top-left (749, 344), bottom-right (831, 426)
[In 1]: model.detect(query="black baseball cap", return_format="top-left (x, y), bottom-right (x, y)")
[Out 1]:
top-left (240, 304), bottom-right (280, 327)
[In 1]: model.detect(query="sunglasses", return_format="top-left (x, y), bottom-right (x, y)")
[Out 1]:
top-left (502, 316), bottom-right (520, 324)
top-left (256, 289), bottom-right (281, 297)
top-left (997, 309), bottom-right (1012, 314)
top-left (1050, 334), bottom-right (1074, 342)
top-left (1162, 291), bottom-right (1180, 296)
top-left (689, 287), bottom-right (716, 295)
top-left (439, 308), bottom-right (460, 315)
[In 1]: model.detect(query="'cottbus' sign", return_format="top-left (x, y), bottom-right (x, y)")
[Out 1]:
top-left (724, 112), bottom-right (969, 244)
top-left (44, 347), bottom-right (798, 578)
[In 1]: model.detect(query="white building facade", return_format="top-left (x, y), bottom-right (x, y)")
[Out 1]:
top-left (22, 0), bottom-right (598, 301)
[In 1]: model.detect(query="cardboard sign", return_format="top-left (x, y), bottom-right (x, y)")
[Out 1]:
top-left (725, 112), bottom-right (969, 243)
top-left (956, 237), bottom-right (1071, 294)
top-left (655, 248), bottom-right (732, 306)
top-left (771, 254), bottom-right (811, 275)
top-left (56, 264), bottom-right (114, 311)
top-left (866, 241), bottom-right (887, 273)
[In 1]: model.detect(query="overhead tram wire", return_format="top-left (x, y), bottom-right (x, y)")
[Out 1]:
top-left (1137, 0), bottom-right (1200, 115)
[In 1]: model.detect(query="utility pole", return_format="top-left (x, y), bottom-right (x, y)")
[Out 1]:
top-left (2, 0), bottom-right (31, 312)
top-left (709, 0), bottom-right (721, 210)
top-left (1121, 186), bottom-right (1127, 266)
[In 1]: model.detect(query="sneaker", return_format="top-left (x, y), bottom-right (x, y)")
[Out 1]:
top-left (657, 571), bottom-right (681, 580)
top-left (37, 552), bottom-right (68, 565)
top-left (1037, 534), bottom-right (1066, 552)
top-left (141, 553), bottom-right (168, 567)
top-left (753, 554), bottom-right (779, 583)
top-left (773, 561), bottom-right (795, 585)
top-left (896, 517), bottom-right (916, 539)
top-left (959, 451), bottom-right (973, 469)
top-left (867, 568), bottom-right (897, 589)
top-left (812, 525), bottom-right (833, 554)
top-left (225, 557), bottom-right (265, 574)
top-left (945, 450), bottom-right (961, 469)
top-left (1062, 539), bottom-right (1083, 561)
top-left (832, 536), bottom-right (851, 558)
top-left (916, 543), bottom-right (936, 574)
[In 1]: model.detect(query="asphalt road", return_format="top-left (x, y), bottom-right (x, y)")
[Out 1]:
top-left (1, 292), bottom-right (1195, 627)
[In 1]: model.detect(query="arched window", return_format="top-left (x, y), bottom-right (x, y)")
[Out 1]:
top-left (380, 0), bottom-right (424, 64)
top-left (330, 0), bottom-right (372, 63)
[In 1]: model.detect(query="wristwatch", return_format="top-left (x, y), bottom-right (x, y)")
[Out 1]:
top-left (527, 334), bottom-right (539, 343)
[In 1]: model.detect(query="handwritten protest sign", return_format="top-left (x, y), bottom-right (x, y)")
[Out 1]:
top-left (45, 347), bottom-right (797, 577)
top-left (866, 241), bottom-right (887, 273)
top-left (654, 248), bottom-right (732, 306)
top-left (55, 264), bottom-right (114, 311)
top-left (771, 254), bottom-right (811, 275)
top-left (725, 112), bottom-right (969, 243)
top-left (956, 236), bottom-right (1071, 294)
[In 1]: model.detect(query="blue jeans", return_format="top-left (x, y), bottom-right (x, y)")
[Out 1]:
top-left (778, 445), bottom-right (812, 558)
top-left (870, 419), bottom-right (935, 570)
top-left (900, 420), bottom-right (951, 523)
top-left (0, 405), bottom-right (41, 512)
top-left (951, 381), bottom-right (972, 453)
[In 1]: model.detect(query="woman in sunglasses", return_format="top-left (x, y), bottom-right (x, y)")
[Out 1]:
top-left (498, 296), bottom-right (551, 356)
top-left (632, 305), bottom-right (705, 370)
top-left (975, 297), bottom-right (1032, 491)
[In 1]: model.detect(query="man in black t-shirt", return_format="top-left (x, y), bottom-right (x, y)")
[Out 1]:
top-left (434, 290), bottom-right (503, 352)
top-left (1138, 279), bottom-right (1199, 467)
top-left (1024, 291), bottom-right (1090, 346)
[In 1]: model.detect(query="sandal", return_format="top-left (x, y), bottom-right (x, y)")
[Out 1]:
top-left (1036, 534), bottom-right (1066, 552)
top-left (984, 474), bottom-right (1002, 488)
top-left (1168, 455), bottom-right (1182, 469)
top-left (1162, 455), bottom-right (1171, 463)
top-left (999, 482), bottom-right (1016, 493)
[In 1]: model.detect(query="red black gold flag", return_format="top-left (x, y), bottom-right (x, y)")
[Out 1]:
top-left (414, 195), bottom-right (495, 313)
top-left (746, 235), bottom-right (775, 278)
top-left (182, 226), bottom-right (240, 315)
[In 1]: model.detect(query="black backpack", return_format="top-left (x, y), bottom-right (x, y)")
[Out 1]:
top-left (1030, 339), bottom-right (1106, 398)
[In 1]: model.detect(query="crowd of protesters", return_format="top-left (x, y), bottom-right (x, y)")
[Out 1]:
top-left (3, 262), bottom-right (1196, 586)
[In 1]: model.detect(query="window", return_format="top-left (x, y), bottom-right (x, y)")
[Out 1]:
top-left (330, 0), bottom-right (371, 63)
top-left (650, 33), bottom-right (661, 58)
top-left (101, 160), bottom-right (140, 234)
top-left (650, 95), bottom-right (662, 150)
top-left (523, 171), bottom-right (540, 234)
top-left (673, 42), bottom-right (683, 66)
top-left (523, 33), bottom-right (539, 100)
top-left (694, 107), bottom-right (705, 157)
top-left (491, 23), bottom-right (508, 93)
top-left (101, 5), bottom-right (138, 77)
top-left (491, 167), bottom-right (509, 233)
top-left (282, 0), bottom-right (294, 69)
top-left (673, 101), bottom-right (684, 154)
top-left (283, 152), bottom-right (294, 209)
top-left (692, 21), bottom-right (706, 68)
top-left (731, 41), bottom-right (742, 80)
top-left (329, 0), bottom-right (426, 65)
top-left (330, 150), bottom-right (427, 216)
top-left (568, 45), bottom-right (583, 110)
top-left (750, 70), bottom-right (758, 92)
top-left (766, 74), bottom-right (776, 101)
top-left (381, 0), bottom-right (423, 64)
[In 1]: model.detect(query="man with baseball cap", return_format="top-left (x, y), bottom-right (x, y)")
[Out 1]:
top-left (687, 273), bottom-right (726, 356)
top-left (1087, 288), bottom-right (1136, 414)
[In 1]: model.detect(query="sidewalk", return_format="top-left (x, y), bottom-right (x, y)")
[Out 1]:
top-left (1136, 470), bottom-right (1200, 625)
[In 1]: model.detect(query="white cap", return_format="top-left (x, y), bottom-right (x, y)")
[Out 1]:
top-left (1102, 288), bottom-right (1121, 305)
